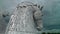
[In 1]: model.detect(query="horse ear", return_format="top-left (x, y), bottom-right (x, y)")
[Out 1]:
top-left (40, 6), bottom-right (43, 11)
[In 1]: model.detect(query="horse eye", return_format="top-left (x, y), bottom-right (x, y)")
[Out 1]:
top-left (23, 6), bottom-right (26, 8)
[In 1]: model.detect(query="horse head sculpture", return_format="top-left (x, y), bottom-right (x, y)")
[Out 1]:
top-left (5, 1), bottom-right (43, 34)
